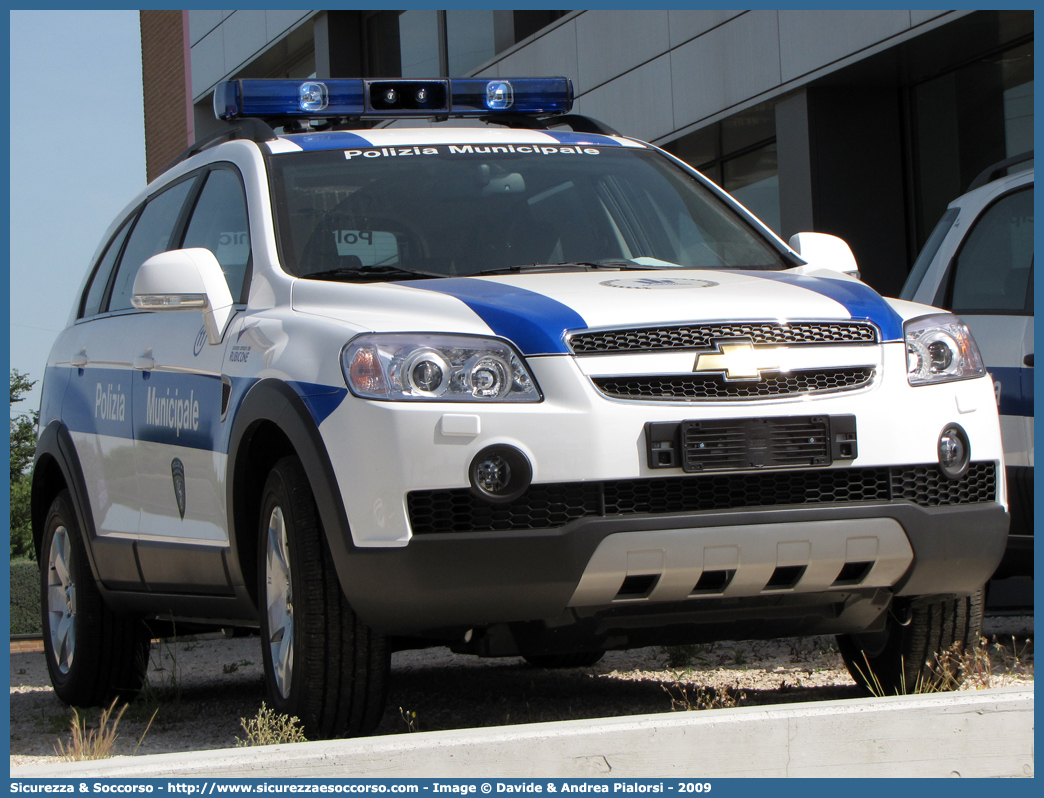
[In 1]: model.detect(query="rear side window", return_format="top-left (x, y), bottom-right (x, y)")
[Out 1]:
top-left (80, 216), bottom-right (134, 318)
top-left (948, 187), bottom-right (1034, 314)
top-left (181, 167), bottom-right (252, 303)
top-left (106, 178), bottom-right (195, 312)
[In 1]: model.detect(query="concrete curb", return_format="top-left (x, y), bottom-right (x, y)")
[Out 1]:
top-left (11, 686), bottom-right (1033, 779)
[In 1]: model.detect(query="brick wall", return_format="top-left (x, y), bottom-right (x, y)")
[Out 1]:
top-left (140, 10), bottom-right (190, 183)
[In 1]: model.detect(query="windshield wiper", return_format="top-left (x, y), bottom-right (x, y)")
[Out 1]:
top-left (471, 260), bottom-right (678, 276)
top-left (302, 264), bottom-right (443, 282)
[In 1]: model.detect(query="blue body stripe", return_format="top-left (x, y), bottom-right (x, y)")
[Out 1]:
top-left (49, 366), bottom-right (346, 453)
top-left (737, 271), bottom-right (905, 342)
top-left (991, 366), bottom-right (1034, 418)
top-left (54, 366), bottom-right (222, 452)
top-left (543, 130), bottom-right (623, 148)
top-left (288, 382), bottom-right (349, 426)
top-left (398, 278), bottom-right (587, 355)
top-left (285, 131), bottom-right (375, 151)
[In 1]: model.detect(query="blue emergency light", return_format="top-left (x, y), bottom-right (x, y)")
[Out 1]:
top-left (213, 78), bottom-right (573, 121)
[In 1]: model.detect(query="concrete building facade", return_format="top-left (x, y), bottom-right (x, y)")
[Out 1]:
top-left (140, 9), bottom-right (1033, 296)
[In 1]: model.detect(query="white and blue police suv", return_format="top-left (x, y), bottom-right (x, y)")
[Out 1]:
top-left (33, 78), bottom-right (1008, 738)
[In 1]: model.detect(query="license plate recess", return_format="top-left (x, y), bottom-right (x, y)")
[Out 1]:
top-left (646, 415), bottom-right (857, 472)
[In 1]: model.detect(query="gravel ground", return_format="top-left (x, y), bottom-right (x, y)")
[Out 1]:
top-left (10, 614), bottom-right (1033, 768)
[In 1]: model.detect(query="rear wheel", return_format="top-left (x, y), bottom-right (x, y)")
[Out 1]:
top-left (258, 457), bottom-right (389, 739)
top-left (40, 490), bottom-right (150, 706)
top-left (837, 590), bottom-right (984, 695)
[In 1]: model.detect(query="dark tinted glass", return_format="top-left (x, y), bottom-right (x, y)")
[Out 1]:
top-left (950, 188), bottom-right (1033, 314)
top-left (182, 168), bottom-right (251, 302)
top-left (107, 179), bottom-right (195, 312)
top-left (80, 216), bottom-right (133, 318)
top-left (269, 147), bottom-right (787, 280)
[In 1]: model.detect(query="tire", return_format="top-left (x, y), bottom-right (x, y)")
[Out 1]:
top-left (523, 651), bottom-right (605, 669)
top-left (836, 590), bottom-right (984, 695)
top-left (258, 456), bottom-right (389, 739)
top-left (40, 490), bottom-right (150, 706)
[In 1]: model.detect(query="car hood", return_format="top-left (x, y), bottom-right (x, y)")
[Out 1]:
top-left (291, 269), bottom-right (905, 355)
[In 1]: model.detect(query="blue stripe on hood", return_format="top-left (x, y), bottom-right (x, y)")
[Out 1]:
top-left (397, 278), bottom-right (586, 355)
top-left (736, 271), bottom-right (905, 342)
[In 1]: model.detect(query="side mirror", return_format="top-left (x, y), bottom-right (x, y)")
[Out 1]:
top-left (788, 232), bottom-right (860, 279)
top-left (131, 248), bottom-right (234, 345)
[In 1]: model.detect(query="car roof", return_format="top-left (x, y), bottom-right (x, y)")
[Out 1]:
top-left (950, 165), bottom-right (1033, 212)
top-left (265, 125), bottom-right (647, 154)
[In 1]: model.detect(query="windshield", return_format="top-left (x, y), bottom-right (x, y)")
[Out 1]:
top-left (268, 143), bottom-right (789, 280)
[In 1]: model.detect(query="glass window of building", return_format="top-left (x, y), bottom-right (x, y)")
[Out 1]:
top-left (663, 102), bottom-right (781, 234)
top-left (723, 143), bottom-right (780, 235)
top-left (364, 10), bottom-right (568, 79)
top-left (399, 9), bottom-right (442, 77)
top-left (910, 40), bottom-right (1033, 249)
top-left (446, 10), bottom-right (496, 75)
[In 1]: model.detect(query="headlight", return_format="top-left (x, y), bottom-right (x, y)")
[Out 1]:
top-left (904, 313), bottom-right (985, 386)
top-left (342, 333), bottom-right (541, 402)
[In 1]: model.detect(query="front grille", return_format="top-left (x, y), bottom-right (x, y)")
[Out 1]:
top-left (569, 321), bottom-right (878, 354)
top-left (892, 462), bottom-right (997, 506)
top-left (407, 462), bottom-right (996, 534)
top-left (593, 368), bottom-right (874, 401)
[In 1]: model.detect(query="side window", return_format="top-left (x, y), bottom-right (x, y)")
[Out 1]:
top-left (949, 188), bottom-right (1034, 314)
top-left (79, 216), bottom-right (134, 318)
top-left (181, 167), bottom-right (252, 302)
top-left (106, 178), bottom-right (195, 312)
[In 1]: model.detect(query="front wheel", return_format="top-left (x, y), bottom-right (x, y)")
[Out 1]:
top-left (836, 590), bottom-right (984, 695)
top-left (258, 457), bottom-right (389, 739)
top-left (40, 490), bottom-right (150, 706)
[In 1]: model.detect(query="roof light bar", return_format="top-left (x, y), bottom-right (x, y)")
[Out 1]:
top-left (213, 78), bottom-right (573, 121)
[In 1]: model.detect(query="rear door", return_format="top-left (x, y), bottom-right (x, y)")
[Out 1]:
top-left (62, 176), bottom-right (197, 588)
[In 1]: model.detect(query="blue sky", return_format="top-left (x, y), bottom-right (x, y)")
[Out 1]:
top-left (8, 10), bottom-right (146, 416)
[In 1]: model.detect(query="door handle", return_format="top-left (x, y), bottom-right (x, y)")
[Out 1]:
top-left (70, 350), bottom-right (88, 368)
top-left (133, 351), bottom-right (156, 371)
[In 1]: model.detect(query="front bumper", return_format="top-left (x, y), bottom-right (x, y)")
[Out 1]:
top-left (341, 496), bottom-right (1008, 637)
top-left (325, 346), bottom-right (1006, 546)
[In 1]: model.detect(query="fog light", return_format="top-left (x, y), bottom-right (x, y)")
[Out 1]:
top-left (938, 424), bottom-right (970, 479)
top-left (469, 445), bottom-right (532, 503)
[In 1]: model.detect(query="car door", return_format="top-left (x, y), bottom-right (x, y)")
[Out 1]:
top-left (61, 177), bottom-right (196, 588)
top-left (942, 185), bottom-right (1033, 537)
top-left (131, 165), bottom-right (252, 594)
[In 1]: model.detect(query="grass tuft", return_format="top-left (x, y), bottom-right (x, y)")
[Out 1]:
top-left (663, 682), bottom-right (746, 711)
top-left (54, 700), bottom-right (123, 761)
top-left (854, 634), bottom-right (1034, 697)
top-left (399, 707), bottom-right (419, 733)
top-left (236, 702), bottom-right (308, 747)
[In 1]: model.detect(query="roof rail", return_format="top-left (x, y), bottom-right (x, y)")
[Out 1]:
top-left (162, 118), bottom-right (279, 174)
top-left (967, 150), bottom-right (1033, 192)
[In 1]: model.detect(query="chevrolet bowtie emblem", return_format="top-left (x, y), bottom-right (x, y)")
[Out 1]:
top-left (693, 342), bottom-right (783, 381)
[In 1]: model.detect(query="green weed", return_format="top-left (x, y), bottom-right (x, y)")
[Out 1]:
top-left (236, 702), bottom-right (308, 747)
